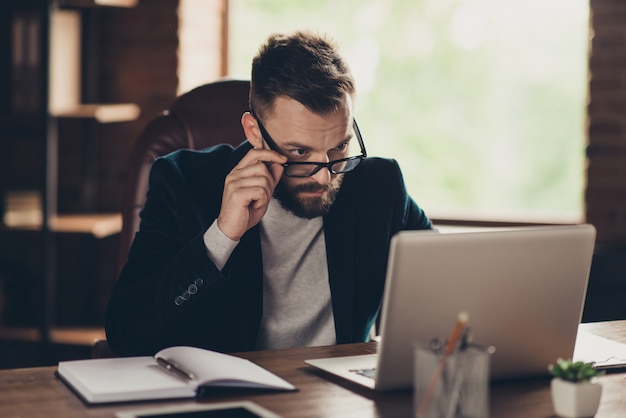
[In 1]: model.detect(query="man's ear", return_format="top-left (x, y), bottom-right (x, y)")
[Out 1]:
top-left (241, 112), bottom-right (264, 149)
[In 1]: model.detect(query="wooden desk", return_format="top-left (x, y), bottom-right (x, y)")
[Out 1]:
top-left (2, 321), bottom-right (626, 417)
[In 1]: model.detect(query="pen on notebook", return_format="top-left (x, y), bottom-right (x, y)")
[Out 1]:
top-left (156, 357), bottom-right (197, 381)
top-left (416, 311), bottom-right (470, 417)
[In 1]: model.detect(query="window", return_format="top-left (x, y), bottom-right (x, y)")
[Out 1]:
top-left (227, 0), bottom-right (589, 223)
top-left (178, 0), bottom-right (226, 95)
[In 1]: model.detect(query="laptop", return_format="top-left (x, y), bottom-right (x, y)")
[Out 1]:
top-left (305, 224), bottom-right (596, 391)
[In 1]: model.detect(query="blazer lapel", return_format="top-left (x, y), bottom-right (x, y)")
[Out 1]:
top-left (324, 196), bottom-right (357, 344)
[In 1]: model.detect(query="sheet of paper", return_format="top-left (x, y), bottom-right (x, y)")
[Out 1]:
top-left (573, 329), bottom-right (626, 369)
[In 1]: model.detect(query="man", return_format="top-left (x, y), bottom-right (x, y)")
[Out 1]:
top-left (105, 31), bottom-right (433, 356)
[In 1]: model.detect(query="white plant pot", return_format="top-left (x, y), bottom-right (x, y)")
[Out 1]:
top-left (551, 378), bottom-right (602, 418)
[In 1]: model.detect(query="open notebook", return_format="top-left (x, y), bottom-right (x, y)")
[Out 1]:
top-left (306, 225), bottom-right (596, 391)
top-left (574, 324), bottom-right (626, 369)
top-left (57, 346), bottom-right (296, 404)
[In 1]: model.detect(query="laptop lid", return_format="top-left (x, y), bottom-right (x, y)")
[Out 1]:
top-left (306, 225), bottom-right (596, 391)
top-left (372, 224), bottom-right (596, 390)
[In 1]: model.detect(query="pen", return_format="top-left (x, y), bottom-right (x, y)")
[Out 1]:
top-left (156, 357), bottom-right (197, 381)
top-left (416, 311), bottom-right (469, 417)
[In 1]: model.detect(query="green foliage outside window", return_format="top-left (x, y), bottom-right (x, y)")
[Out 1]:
top-left (229, 0), bottom-right (588, 222)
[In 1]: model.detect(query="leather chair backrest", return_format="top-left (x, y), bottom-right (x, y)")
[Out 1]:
top-left (118, 79), bottom-right (251, 273)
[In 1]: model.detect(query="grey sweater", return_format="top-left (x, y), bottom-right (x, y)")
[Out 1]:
top-left (204, 198), bottom-right (335, 350)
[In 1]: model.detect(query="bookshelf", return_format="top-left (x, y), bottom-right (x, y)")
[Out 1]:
top-left (1, 0), bottom-right (138, 364)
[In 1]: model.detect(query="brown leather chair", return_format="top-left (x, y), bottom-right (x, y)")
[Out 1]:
top-left (92, 339), bottom-right (115, 358)
top-left (117, 79), bottom-right (251, 274)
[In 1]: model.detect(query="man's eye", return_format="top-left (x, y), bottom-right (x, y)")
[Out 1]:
top-left (287, 149), bottom-right (309, 160)
top-left (336, 142), bottom-right (348, 151)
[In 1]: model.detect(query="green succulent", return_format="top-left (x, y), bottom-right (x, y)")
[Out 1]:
top-left (548, 358), bottom-right (603, 382)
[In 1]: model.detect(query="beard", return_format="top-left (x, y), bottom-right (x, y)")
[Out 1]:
top-left (273, 175), bottom-right (344, 219)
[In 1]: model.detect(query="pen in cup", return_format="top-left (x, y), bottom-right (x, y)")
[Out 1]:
top-left (416, 311), bottom-right (469, 417)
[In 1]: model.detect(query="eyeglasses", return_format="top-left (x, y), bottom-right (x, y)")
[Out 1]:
top-left (254, 116), bottom-right (367, 178)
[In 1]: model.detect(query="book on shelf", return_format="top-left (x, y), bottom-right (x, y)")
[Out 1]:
top-left (57, 345), bottom-right (296, 404)
top-left (11, 10), bottom-right (43, 114)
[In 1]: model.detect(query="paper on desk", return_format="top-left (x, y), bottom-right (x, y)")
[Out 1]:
top-left (573, 329), bottom-right (626, 369)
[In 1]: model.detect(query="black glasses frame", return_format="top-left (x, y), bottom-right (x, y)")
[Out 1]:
top-left (254, 115), bottom-right (367, 178)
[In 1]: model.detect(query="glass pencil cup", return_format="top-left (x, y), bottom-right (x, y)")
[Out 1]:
top-left (413, 341), bottom-right (493, 418)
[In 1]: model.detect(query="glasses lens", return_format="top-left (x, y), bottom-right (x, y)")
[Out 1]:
top-left (330, 157), bottom-right (362, 173)
top-left (284, 164), bottom-right (320, 178)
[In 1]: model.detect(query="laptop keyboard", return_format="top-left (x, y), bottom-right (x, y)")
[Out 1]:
top-left (349, 367), bottom-right (376, 379)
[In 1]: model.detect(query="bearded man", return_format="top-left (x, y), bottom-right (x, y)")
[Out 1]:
top-left (105, 31), bottom-right (433, 356)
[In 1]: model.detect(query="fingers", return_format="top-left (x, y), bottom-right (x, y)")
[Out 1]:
top-left (228, 149), bottom-right (285, 197)
top-left (239, 148), bottom-right (287, 169)
top-left (224, 166), bottom-right (276, 204)
top-left (228, 151), bottom-right (284, 190)
top-left (267, 160), bottom-right (285, 184)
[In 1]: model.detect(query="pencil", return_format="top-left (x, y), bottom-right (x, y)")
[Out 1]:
top-left (416, 311), bottom-right (469, 417)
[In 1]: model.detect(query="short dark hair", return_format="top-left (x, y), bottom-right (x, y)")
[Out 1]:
top-left (250, 31), bottom-right (355, 120)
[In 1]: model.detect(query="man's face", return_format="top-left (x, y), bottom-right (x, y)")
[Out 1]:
top-left (261, 95), bottom-right (354, 219)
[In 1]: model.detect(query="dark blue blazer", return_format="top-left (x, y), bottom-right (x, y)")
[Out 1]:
top-left (105, 141), bottom-right (432, 356)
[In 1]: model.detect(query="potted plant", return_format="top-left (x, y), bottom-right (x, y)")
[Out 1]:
top-left (548, 358), bottom-right (604, 418)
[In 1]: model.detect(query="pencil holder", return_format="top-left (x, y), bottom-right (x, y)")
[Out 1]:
top-left (413, 341), bottom-right (492, 418)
